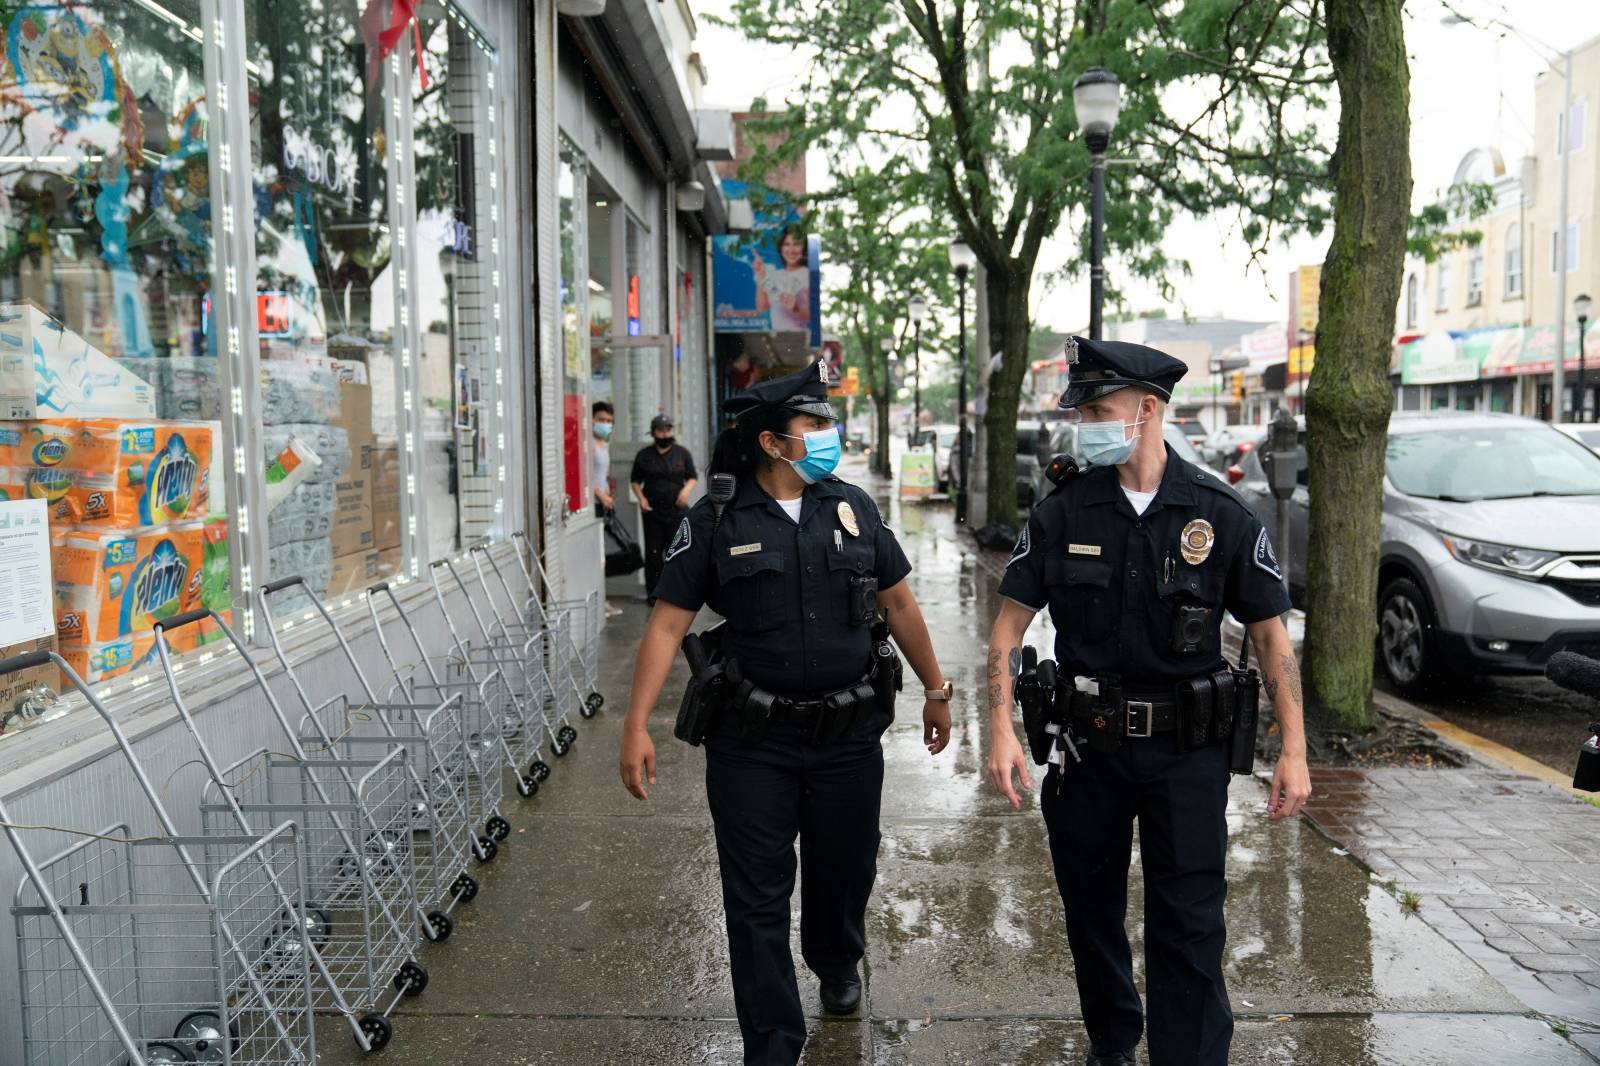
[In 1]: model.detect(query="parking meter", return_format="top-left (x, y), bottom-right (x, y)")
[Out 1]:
top-left (1266, 407), bottom-right (1298, 592)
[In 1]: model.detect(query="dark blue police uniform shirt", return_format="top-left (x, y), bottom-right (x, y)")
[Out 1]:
top-left (996, 445), bottom-right (1290, 686)
top-left (653, 475), bottom-right (912, 694)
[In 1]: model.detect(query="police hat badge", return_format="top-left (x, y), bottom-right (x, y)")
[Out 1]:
top-left (1063, 336), bottom-right (1080, 364)
top-left (1179, 519), bottom-right (1215, 565)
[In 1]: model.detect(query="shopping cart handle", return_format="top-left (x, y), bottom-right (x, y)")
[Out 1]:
top-left (429, 559), bottom-right (450, 569)
top-left (367, 581), bottom-right (390, 593)
top-left (155, 608), bottom-right (212, 633)
top-left (260, 575), bottom-right (306, 594)
top-left (0, 648), bottom-right (53, 676)
top-left (469, 543), bottom-right (488, 554)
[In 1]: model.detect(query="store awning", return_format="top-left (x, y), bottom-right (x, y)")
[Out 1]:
top-left (1397, 322), bottom-right (1592, 384)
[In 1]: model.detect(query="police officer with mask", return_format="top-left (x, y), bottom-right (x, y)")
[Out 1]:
top-left (984, 338), bottom-right (1312, 1066)
top-left (619, 358), bottom-right (953, 1066)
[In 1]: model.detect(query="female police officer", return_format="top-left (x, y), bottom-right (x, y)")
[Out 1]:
top-left (619, 358), bottom-right (952, 1066)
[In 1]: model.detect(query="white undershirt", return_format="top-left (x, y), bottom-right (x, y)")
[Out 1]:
top-left (1123, 487), bottom-right (1157, 515)
top-left (776, 496), bottom-right (803, 523)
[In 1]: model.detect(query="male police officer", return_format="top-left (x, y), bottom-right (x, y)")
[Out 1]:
top-left (985, 337), bottom-right (1312, 1066)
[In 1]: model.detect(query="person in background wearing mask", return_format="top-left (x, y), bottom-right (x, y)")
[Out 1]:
top-left (631, 413), bottom-right (698, 602)
top-left (592, 401), bottom-right (623, 617)
top-left (619, 358), bottom-right (951, 1066)
top-left (983, 337), bottom-right (1310, 1066)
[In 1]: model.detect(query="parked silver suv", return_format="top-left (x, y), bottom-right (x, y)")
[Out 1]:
top-left (1234, 411), bottom-right (1600, 694)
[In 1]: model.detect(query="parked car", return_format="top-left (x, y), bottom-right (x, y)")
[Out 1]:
top-left (1201, 423), bottom-right (1266, 469)
top-left (1556, 421), bottom-right (1600, 454)
top-left (925, 423), bottom-right (959, 492)
top-left (1014, 421), bottom-right (1052, 510)
top-left (1232, 411), bottom-right (1600, 694)
top-left (1027, 420), bottom-right (1205, 505)
top-left (1169, 415), bottom-right (1208, 448)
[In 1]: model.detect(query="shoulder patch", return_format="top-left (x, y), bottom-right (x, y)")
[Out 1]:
top-left (664, 517), bottom-right (692, 563)
top-left (1254, 527), bottom-right (1283, 580)
top-left (1007, 524), bottom-right (1031, 568)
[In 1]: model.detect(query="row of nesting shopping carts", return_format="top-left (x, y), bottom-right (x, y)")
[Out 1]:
top-left (0, 535), bottom-right (603, 1064)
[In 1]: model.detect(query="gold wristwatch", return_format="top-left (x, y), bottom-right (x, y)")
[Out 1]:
top-left (924, 681), bottom-right (953, 701)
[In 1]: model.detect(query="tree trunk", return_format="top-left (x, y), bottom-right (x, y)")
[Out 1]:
top-left (873, 382), bottom-right (892, 477)
top-left (1304, 0), bottom-right (1411, 730)
top-left (983, 272), bottom-right (1031, 525)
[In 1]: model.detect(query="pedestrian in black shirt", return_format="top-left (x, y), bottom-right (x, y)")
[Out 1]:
top-left (631, 413), bottom-right (698, 598)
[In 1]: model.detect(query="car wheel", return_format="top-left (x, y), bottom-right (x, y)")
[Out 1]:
top-left (1377, 577), bottom-right (1437, 694)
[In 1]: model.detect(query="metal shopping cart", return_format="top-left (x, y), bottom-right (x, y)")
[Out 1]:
top-left (7, 820), bottom-right (316, 1066)
top-left (151, 607), bottom-right (428, 1052)
top-left (361, 572), bottom-right (514, 854)
top-left (0, 646), bottom-right (323, 1062)
top-left (252, 577), bottom-right (488, 933)
top-left (508, 531), bottom-right (604, 717)
top-left (439, 554), bottom-right (576, 762)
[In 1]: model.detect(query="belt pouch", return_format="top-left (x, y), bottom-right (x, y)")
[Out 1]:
top-left (815, 691), bottom-right (855, 744)
top-left (1209, 669), bottom-right (1237, 744)
top-left (1086, 675), bottom-right (1124, 754)
top-left (1175, 677), bottom-right (1212, 754)
top-left (739, 684), bottom-right (777, 745)
top-left (674, 673), bottom-right (705, 745)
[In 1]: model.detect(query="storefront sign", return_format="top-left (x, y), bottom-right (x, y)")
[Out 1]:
top-left (1399, 322), bottom-right (1589, 384)
top-left (257, 292), bottom-right (292, 336)
top-left (899, 452), bottom-right (935, 500)
top-left (713, 179), bottom-right (822, 346)
top-left (281, 125), bottom-right (354, 198)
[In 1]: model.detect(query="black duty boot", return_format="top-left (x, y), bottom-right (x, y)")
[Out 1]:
top-left (818, 971), bottom-right (862, 1015)
top-left (1085, 1052), bottom-right (1135, 1066)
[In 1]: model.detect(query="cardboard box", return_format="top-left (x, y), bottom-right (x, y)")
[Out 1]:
top-left (340, 381), bottom-right (375, 448)
top-left (370, 444), bottom-right (401, 550)
top-left (54, 523), bottom-right (206, 643)
top-left (327, 550), bottom-right (382, 597)
top-left (376, 547), bottom-right (403, 579)
top-left (0, 419), bottom-right (211, 528)
top-left (0, 302), bottom-right (158, 420)
top-left (0, 634), bottom-right (60, 736)
top-left (329, 474), bottom-right (374, 557)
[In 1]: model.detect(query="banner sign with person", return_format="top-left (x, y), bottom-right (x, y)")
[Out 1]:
top-left (713, 179), bottom-right (822, 347)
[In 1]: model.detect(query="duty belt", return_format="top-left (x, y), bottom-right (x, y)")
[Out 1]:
top-left (1066, 689), bottom-right (1181, 738)
top-left (729, 670), bottom-right (880, 745)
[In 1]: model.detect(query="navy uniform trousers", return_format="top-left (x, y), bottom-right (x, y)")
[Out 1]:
top-left (704, 717), bottom-right (885, 1066)
top-left (1041, 733), bottom-right (1233, 1066)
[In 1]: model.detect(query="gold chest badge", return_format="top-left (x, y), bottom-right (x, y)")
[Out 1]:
top-left (837, 501), bottom-right (860, 537)
top-left (1180, 518), bottom-right (1215, 565)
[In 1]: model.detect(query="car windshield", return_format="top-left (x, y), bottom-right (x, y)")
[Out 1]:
top-left (936, 430), bottom-right (957, 446)
top-left (1387, 426), bottom-right (1600, 500)
top-left (1016, 427), bottom-right (1047, 453)
top-left (1162, 424), bottom-right (1203, 464)
top-left (1571, 426), bottom-right (1600, 448)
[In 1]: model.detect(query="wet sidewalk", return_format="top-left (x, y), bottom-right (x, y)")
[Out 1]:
top-left (320, 456), bottom-right (1597, 1065)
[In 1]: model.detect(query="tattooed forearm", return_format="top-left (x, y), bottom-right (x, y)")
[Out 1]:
top-left (987, 646), bottom-right (1007, 716)
top-left (1276, 652), bottom-right (1303, 709)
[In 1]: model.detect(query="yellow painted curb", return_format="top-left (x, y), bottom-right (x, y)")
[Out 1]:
top-left (1417, 715), bottom-right (1589, 796)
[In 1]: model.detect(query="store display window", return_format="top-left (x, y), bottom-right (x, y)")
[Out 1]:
top-left (244, 0), bottom-right (403, 615)
top-left (558, 140), bottom-right (590, 515)
top-left (0, 0), bottom-right (220, 689)
top-left (414, 6), bottom-right (506, 556)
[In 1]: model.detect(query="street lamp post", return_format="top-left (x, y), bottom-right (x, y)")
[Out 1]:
top-left (908, 296), bottom-right (928, 445)
top-left (879, 335), bottom-right (895, 474)
top-left (1073, 67), bottom-right (1123, 341)
top-left (1578, 293), bottom-right (1593, 423)
top-left (950, 239), bottom-right (978, 523)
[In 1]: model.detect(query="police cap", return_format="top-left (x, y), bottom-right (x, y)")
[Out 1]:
top-left (722, 357), bottom-right (839, 422)
top-left (1056, 336), bottom-right (1187, 410)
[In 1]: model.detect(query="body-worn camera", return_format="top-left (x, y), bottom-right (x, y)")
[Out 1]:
top-left (1171, 604), bottom-right (1211, 655)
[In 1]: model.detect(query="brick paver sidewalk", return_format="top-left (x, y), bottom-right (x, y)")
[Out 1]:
top-left (1304, 766), bottom-right (1600, 1035)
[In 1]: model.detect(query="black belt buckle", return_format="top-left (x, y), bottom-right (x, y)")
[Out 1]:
top-left (1125, 701), bottom-right (1154, 739)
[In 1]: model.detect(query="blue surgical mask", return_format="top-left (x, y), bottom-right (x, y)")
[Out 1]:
top-left (1078, 418), bottom-right (1145, 467)
top-left (778, 428), bottom-right (841, 484)
top-left (593, 422), bottom-right (613, 440)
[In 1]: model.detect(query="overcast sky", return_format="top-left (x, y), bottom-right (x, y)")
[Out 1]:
top-left (691, 0), bottom-right (1600, 333)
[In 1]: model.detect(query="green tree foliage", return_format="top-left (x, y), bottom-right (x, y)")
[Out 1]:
top-left (718, 0), bottom-right (1335, 521)
top-left (812, 167), bottom-right (953, 474)
top-left (1406, 180), bottom-right (1495, 263)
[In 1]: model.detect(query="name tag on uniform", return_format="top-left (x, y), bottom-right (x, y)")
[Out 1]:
top-left (1068, 543), bottom-right (1102, 556)
top-left (729, 542), bottom-right (763, 556)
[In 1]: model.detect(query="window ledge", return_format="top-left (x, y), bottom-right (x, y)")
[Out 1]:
top-left (0, 542), bottom-right (520, 802)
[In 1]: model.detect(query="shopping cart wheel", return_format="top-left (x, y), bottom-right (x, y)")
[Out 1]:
top-left (529, 758), bottom-right (551, 783)
top-left (583, 691), bottom-right (604, 717)
top-left (559, 724), bottom-right (578, 745)
top-left (451, 872), bottom-right (480, 902)
top-left (426, 910), bottom-right (454, 941)
top-left (487, 815), bottom-right (511, 841)
top-left (357, 1014), bottom-right (393, 1053)
top-left (476, 836), bottom-right (498, 863)
top-left (301, 905), bottom-right (333, 949)
top-left (394, 960), bottom-right (430, 997)
top-left (516, 774), bottom-right (539, 798)
top-left (175, 1010), bottom-right (239, 1061)
top-left (552, 737), bottom-right (570, 758)
top-left (140, 1042), bottom-right (192, 1063)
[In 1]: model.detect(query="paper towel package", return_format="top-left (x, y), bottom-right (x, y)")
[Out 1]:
top-left (0, 420), bottom-right (212, 528)
top-left (54, 522), bottom-right (206, 643)
top-left (0, 302), bottom-right (158, 420)
top-left (60, 627), bottom-right (197, 685)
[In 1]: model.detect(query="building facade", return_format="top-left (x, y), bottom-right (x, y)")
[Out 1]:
top-left (0, 0), bottom-right (727, 1046)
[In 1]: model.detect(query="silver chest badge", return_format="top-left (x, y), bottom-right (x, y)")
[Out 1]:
top-left (837, 501), bottom-right (859, 537)
top-left (1179, 518), bottom-right (1215, 565)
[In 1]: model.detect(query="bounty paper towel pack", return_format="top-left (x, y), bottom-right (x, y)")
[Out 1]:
top-left (54, 523), bottom-right (205, 644)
